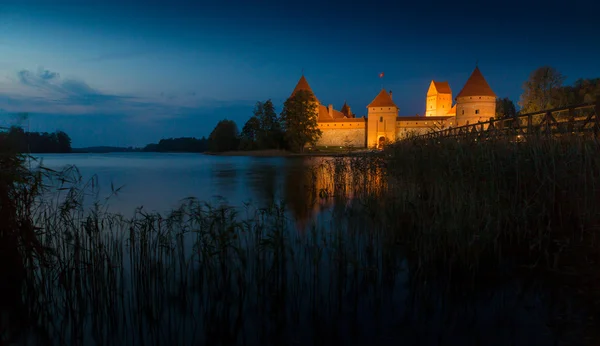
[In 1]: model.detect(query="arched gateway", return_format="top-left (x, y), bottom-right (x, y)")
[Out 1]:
top-left (378, 136), bottom-right (386, 149)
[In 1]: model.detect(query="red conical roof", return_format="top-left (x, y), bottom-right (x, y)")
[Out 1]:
top-left (456, 66), bottom-right (496, 98)
top-left (367, 89), bottom-right (397, 108)
top-left (291, 75), bottom-right (319, 103)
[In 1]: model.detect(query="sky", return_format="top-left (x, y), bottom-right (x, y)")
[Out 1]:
top-left (0, 0), bottom-right (598, 147)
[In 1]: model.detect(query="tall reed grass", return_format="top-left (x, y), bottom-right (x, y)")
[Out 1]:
top-left (1, 135), bottom-right (599, 345)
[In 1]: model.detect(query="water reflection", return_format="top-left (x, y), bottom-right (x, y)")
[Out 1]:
top-left (210, 161), bottom-right (239, 202)
top-left (246, 158), bottom-right (279, 207)
top-left (34, 153), bottom-right (351, 223)
top-left (17, 153), bottom-right (590, 345)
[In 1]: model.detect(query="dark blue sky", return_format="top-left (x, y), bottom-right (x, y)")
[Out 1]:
top-left (1, 0), bottom-right (598, 147)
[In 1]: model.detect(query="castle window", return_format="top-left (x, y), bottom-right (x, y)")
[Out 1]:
top-left (380, 116), bottom-right (383, 122)
top-left (475, 109), bottom-right (480, 114)
top-left (462, 110), bottom-right (465, 115)
top-left (479, 97), bottom-right (481, 99)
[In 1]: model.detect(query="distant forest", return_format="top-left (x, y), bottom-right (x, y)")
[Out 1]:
top-left (74, 138), bottom-right (209, 153)
top-left (0, 126), bottom-right (209, 154)
top-left (0, 126), bottom-right (72, 153)
top-left (142, 137), bottom-right (208, 153)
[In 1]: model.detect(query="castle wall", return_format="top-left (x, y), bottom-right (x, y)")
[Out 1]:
top-left (455, 96), bottom-right (496, 127)
top-left (395, 117), bottom-right (453, 140)
top-left (317, 120), bottom-right (366, 148)
top-left (317, 128), bottom-right (366, 147)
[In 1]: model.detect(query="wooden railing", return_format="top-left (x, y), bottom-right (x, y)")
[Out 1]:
top-left (412, 101), bottom-right (600, 141)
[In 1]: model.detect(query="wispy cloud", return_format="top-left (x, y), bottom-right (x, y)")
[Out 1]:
top-left (0, 67), bottom-right (256, 123)
top-left (16, 67), bottom-right (133, 106)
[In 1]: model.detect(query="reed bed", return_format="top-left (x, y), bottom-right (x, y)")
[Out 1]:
top-left (1, 136), bottom-right (599, 345)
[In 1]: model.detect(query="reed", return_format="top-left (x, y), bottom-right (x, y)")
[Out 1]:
top-left (1, 135), bottom-right (599, 345)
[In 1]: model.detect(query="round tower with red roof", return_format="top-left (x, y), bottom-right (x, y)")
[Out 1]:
top-left (454, 66), bottom-right (497, 127)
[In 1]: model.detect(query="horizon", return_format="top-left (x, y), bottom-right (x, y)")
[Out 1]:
top-left (1, 0), bottom-right (598, 147)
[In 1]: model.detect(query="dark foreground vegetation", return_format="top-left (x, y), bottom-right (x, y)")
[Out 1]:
top-left (2, 133), bottom-right (600, 345)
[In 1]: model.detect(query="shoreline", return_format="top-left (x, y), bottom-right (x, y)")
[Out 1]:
top-left (30, 149), bottom-right (378, 157)
top-left (204, 149), bottom-right (375, 157)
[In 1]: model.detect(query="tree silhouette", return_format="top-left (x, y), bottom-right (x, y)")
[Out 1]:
top-left (208, 120), bottom-right (239, 152)
top-left (519, 66), bottom-right (566, 113)
top-left (279, 90), bottom-right (321, 153)
top-left (0, 127), bottom-right (72, 153)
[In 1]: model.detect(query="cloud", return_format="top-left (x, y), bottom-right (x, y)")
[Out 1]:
top-left (16, 67), bottom-right (132, 106)
top-left (1, 67), bottom-right (257, 130)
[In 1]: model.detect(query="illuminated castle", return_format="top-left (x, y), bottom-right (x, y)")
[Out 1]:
top-left (289, 66), bottom-right (497, 149)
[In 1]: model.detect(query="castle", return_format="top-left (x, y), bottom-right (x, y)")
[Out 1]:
top-left (290, 66), bottom-right (497, 149)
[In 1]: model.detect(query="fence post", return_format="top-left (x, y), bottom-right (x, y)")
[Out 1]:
top-left (568, 107), bottom-right (575, 134)
top-left (595, 100), bottom-right (600, 138)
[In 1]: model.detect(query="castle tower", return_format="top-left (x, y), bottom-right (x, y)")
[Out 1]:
top-left (455, 66), bottom-right (496, 127)
top-left (367, 89), bottom-right (398, 149)
top-left (425, 81), bottom-right (452, 116)
top-left (291, 75), bottom-right (319, 103)
top-left (289, 74), bottom-right (324, 121)
top-left (340, 101), bottom-right (354, 118)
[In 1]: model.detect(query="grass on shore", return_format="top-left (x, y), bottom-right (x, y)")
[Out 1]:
top-left (2, 134), bottom-right (600, 344)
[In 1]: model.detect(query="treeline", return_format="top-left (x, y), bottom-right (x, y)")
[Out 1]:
top-left (72, 146), bottom-right (143, 154)
top-left (496, 67), bottom-right (599, 119)
top-left (207, 91), bottom-right (322, 153)
top-left (0, 126), bottom-right (72, 153)
top-left (142, 137), bottom-right (208, 153)
top-left (2, 88), bottom-right (326, 155)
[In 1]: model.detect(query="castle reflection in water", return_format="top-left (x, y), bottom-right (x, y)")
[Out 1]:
top-left (275, 156), bottom-right (387, 231)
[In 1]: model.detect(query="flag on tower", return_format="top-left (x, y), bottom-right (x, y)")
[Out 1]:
top-left (379, 72), bottom-right (384, 78)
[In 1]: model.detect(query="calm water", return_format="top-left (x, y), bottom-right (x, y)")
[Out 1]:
top-left (20, 152), bottom-right (587, 345)
top-left (33, 152), bottom-right (321, 216)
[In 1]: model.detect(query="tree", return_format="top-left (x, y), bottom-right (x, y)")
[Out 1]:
top-left (239, 116), bottom-right (260, 150)
top-left (279, 90), bottom-right (321, 153)
top-left (495, 97), bottom-right (517, 119)
top-left (208, 119), bottom-right (239, 152)
top-left (519, 66), bottom-right (566, 114)
top-left (3, 127), bottom-right (73, 153)
top-left (256, 99), bottom-right (282, 149)
top-left (245, 99), bottom-right (284, 150)
top-left (55, 131), bottom-right (72, 153)
top-left (558, 78), bottom-right (600, 105)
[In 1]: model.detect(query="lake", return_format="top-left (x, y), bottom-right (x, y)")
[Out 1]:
top-left (15, 152), bottom-right (587, 345)
top-left (33, 152), bottom-right (325, 217)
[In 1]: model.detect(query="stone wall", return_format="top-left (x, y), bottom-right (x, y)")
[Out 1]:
top-left (317, 128), bottom-right (365, 147)
top-left (395, 127), bottom-right (431, 140)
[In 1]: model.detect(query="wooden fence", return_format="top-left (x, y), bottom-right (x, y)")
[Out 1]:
top-left (413, 101), bottom-right (600, 141)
